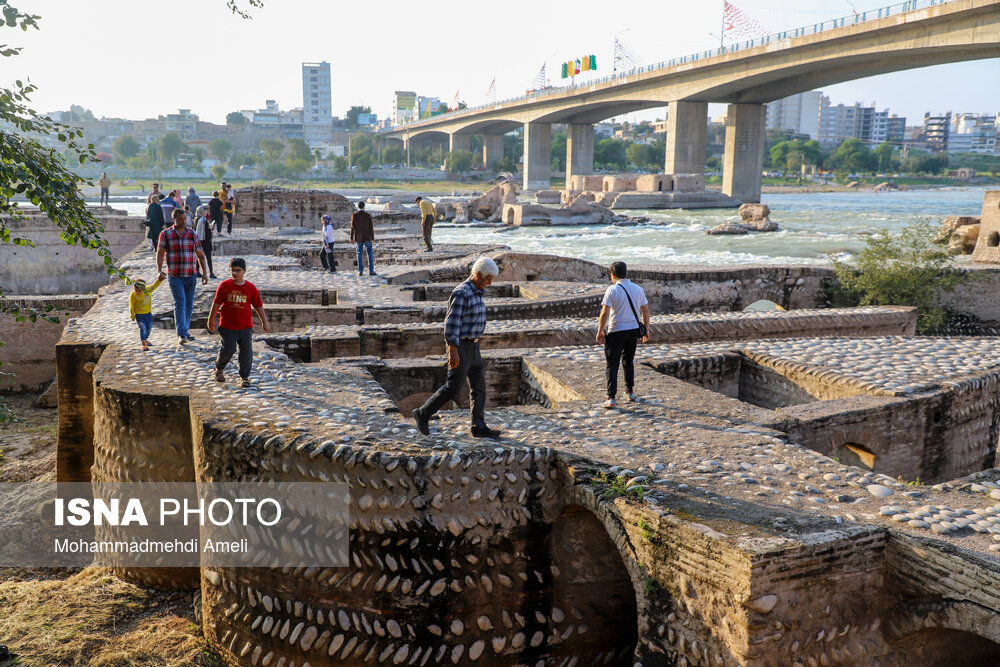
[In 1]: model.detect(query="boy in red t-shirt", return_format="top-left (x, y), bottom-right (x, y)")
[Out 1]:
top-left (207, 257), bottom-right (271, 388)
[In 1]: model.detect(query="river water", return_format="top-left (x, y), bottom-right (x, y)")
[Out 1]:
top-left (114, 187), bottom-right (989, 266)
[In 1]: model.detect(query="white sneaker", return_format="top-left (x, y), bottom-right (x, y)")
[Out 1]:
top-left (626, 392), bottom-right (638, 403)
top-left (603, 398), bottom-right (617, 409)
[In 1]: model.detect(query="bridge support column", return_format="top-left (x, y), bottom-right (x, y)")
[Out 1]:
top-left (522, 122), bottom-right (552, 191)
top-left (482, 134), bottom-right (504, 170)
top-left (449, 134), bottom-right (470, 154)
top-left (665, 101), bottom-right (707, 174)
top-left (565, 123), bottom-right (594, 186)
top-left (722, 103), bottom-right (766, 203)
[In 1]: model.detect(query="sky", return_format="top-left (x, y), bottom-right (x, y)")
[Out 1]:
top-left (6, 0), bottom-right (999, 127)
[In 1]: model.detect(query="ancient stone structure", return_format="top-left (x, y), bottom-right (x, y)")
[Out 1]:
top-left (234, 186), bottom-right (356, 228)
top-left (971, 191), bottom-right (1000, 262)
top-left (935, 215), bottom-right (981, 254)
top-left (707, 203), bottom-right (778, 235)
top-left (454, 181), bottom-right (520, 223)
top-left (52, 214), bottom-right (1000, 666)
top-left (556, 173), bottom-right (738, 211)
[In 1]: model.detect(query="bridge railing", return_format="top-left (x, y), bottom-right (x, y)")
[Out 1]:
top-left (388, 0), bottom-right (954, 131)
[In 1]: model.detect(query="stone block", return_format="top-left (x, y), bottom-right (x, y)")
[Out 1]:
top-left (971, 192), bottom-right (1000, 263)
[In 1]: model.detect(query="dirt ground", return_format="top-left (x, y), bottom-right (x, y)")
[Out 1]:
top-left (0, 396), bottom-right (217, 666)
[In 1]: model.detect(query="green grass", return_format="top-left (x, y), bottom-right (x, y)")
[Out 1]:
top-left (591, 470), bottom-right (646, 500)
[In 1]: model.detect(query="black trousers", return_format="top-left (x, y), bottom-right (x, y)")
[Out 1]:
top-left (201, 238), bottom-right (213, 276)
top-left (604, 328), bottom-right (639, 398)
top-left (216, 327), bottom-right (253, 380)
top-left (225, 211), bottom-right (233, 234)
top-left (320, 246), bottom-right (336, 272)
top-left (419, 340), bottom-right (487, 429)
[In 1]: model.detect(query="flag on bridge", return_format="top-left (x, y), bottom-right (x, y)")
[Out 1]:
top-left (531, 63), bottom-right (547, 90)
top-left (486, 78), bottom-right (496, 103)
top-left (723, 1), bottom-right (766, 41)
top-left (614, 38), bottom-right (639, 73)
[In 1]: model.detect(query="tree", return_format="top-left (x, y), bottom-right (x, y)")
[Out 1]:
top-left (833, 221), bottom-right (969, 333)
top-left (354, 152), bottom-right (372, 174)
top-left (285, 157), bottom-right (309, 179)
top-left (211, 164), bottom-right (227, 181)
top-left (349, 133), bottom-right (376, 165)
top-left (158, 132), bottom-right (185, 166)
top-left (345, 105), bottom-right (372, 129)
top-left (259, 138), bottom-right (285, 163)
top-left (550, 130), bottom-right (567, 172)
top-left (446, 150), bottom-right (474, 176)
top-left (287, 138), bottom-right (312, 163)
top-left (626, 142), bottom-right (658, 171)
top-left (112, 135), bottom-right (140, 163)
top-left (826, 138), bottom-right (876, 174)
top-left (63, 104), bottom-right (95, 123)
top-left (770, 139), bottom-right (822, 174)
top-left (381, 144), bottom-right (404, 165)
top-left (226, 111), bottom-right (247, 125)
top-left (595, 138), bottom-right (627, 170)
top-left (209, 138), bottom-right (233, 164)
top-left (332, 156), bottom-right (348, 174)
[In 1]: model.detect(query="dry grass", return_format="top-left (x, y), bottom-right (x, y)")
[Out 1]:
top-left (0, 396), bottom-right (221, 666)
top-left (0, 569), bottom-right (216, 666)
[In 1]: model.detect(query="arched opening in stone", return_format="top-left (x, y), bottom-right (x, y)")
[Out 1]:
top-left (890, 628), bottom-right (1000, 666)
top-left (541, 504), bottom-right (639, 663)
top-left (657, 181), bottom-right (662, 192)
top-left (506, 207), bottom-right (515, 224)
top-left (988, 232), bottom-right (1000, 247)
top-left (833, 442), bottom-right (875, 471)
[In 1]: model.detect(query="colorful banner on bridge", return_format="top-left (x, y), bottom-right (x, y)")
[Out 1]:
top-left (561, 55), bottom-right (596, 78)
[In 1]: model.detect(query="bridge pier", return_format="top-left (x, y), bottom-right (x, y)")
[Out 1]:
top-left (523, 122), bottom-right (551, 191)
top-left (722, 103), bottom-right (766, 203)
top-left (665, 101), bottom-right (707, 174)
top-left (483, 134), bottom-right (504, 170)
top-left (566, 123), bottom-right (594, 185)
top-left (449, 134), bottom-right (471, 154)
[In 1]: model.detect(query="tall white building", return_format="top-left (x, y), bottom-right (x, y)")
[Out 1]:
top-left (949, 113), bottom-right (998, 154)
top-left (302, 61), bottom-right (332, 145)
top-left (765, 91), bottom-right (822, 139)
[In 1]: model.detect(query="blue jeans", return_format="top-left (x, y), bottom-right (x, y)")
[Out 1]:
top-left (356, 241), bottom-right (374, 274)
top-left (168, 275), bottom-right (196, 337)
top-left (135, 313), bottom-right (152, 341)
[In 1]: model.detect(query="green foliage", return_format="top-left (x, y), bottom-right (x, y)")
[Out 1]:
top-left (832, 221), bottom-right (969, 333)
top-left (381, 144), bottom-right (404, 165)
top-left (354, 152), bottom-right (372, 174)
top-left (210, 164), bottom-right (226, 181)
top-left (112, 134), bottom-right (140, 162)
top-left (445, 150), bottom-right (473, 175)
top-left (901, 150), bottom-right (947, 175)
top-left (594, 138), bottom-right (626, 170)
top-left (284, 157), bottom-right (310, 178)
top-left (550, 130), bottom-right (567, 172)
top-left (259, 138), bottom-right (285, 163)
top-left (873, 142), bottom-right (899, 173)
top-left (590, 470), bottom-right (646, 500)
top-left (264, 161), bottom-right (286, 179)
top-left (157, 132), bottom-right (185, 166)
top-left (345, 105), bottom-right (371, 129)
top-left (286, 138), bottom-right (311, 163)
top-left (225, 111), bottom-right (246, 125)
top-left (825, 138), bottom-right (876, 173)
top-left (626, 142), bottom-right (662, 171)
top-left (332, 155), bottom-right (348, 173)
top-left (769, 139), bottom-right (822, 173)
top-left (208, 138), bottom-right (232, 163)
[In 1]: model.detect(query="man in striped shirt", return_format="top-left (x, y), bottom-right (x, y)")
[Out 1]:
top-left (157, 208), bottom-right (208, 345)
top-left (413, 257), bottom-right (502, 439)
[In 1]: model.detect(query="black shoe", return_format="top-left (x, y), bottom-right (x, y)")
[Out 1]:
top-left (210, 273), bottom-right (218, 279)
top-left (412, 408), bottom-right (430, 436)
top-left (471, 426), bottom-right (502, 439)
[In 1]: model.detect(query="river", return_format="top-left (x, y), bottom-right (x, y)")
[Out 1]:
top-left (113, 187), bottom-right (990, 266)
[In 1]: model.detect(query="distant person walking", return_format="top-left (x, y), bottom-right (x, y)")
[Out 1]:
top-left (412, 257), bottom-right (502, 440)
top-left (129, 271), bottom-right (166, 350)
top-left (159, 190), bottom-right (178, 223)
top-left (208, 190), bottom-right (225, 235)
top-left (185, 187), bottom-right (202, 214)
top-left (596, 261), bottom-right (650, 409)
top-left (350, 201), bottom-right (375, 276)
top-left (207, 257), bottom-right (271, 389)
top-left (416, 196), bottom-right (435, 251)
top-left (320, 215), bottom-right (337, 273)
top-left (156, 207), bottom-right (208, 345)
top-left (98, 172), bottom-right (111, 206)
top-left (222, 183), bottom-right (236, 234)
top-left (146, 183), bottom-right (161, 205)
top-left (195, 205), bottom-right (217, 279)
top-left (145, 194), bottom-right (165, 251)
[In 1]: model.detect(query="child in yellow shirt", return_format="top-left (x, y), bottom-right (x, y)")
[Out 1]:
top-left (129, 272), bottom-right (166, 349)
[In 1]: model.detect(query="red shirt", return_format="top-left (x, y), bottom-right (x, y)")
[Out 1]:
top-left (212, 279), bottom-right (262, 330)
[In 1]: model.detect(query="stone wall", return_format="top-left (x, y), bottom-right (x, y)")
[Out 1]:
top-left (0, 214), bottom-right (146, 293)
top-left (234, 186), bottom-right (355, 228)
top-left (970, 190), bottom-right (1000, 263)
top-left (0, 295), bottom-right (97, 393)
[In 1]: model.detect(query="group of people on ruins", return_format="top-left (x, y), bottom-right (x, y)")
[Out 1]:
top-left (143, 182), bottom-right (235, 253)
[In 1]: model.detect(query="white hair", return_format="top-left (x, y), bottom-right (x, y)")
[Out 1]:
top-left (471, 257), bottom-right (499, 278)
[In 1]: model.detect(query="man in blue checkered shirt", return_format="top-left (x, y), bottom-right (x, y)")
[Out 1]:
top-left (413, 257), bottom-right (502, 439)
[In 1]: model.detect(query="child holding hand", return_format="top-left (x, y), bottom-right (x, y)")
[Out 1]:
top-left (129, 272), bottom-right (166, 350)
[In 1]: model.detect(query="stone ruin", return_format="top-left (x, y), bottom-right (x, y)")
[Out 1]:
top-left (235, 186), bottom-right (356, 228)
top-left (537, 173), bottom-right (740, 211)
top-left (45, 194), bottom-right (1000, 665)
top-left (970, 191), bottom-right (1000, 262)
top-left (706, 204), bottom-right (780, 235)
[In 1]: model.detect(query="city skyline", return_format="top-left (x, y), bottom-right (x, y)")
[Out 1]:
top-left (8, 0), bottom-right (999, 126)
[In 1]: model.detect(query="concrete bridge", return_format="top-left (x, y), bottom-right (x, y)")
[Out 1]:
top-left (381, 0), bottom-right (1000, 202)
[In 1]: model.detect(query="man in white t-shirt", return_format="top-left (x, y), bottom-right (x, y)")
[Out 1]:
top-left (596, 261), bottom-right (650, 409)
top-left (320, 215), bottom-right (337, 272)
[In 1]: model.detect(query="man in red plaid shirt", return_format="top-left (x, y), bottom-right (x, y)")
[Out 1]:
top-left (156, 208), bottom-right (208, 345)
